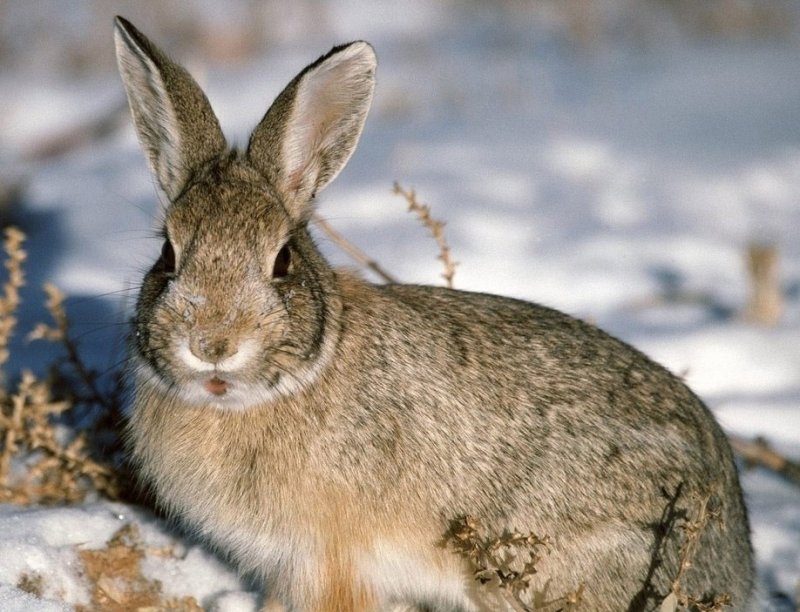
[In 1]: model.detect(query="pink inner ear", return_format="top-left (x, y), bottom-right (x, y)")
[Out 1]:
top-left (281, 105), bottom-right (333, 197)
top-left (278, 44), bottom-right (375, 201)
top-left (285, 159), bottom-right (313, 195)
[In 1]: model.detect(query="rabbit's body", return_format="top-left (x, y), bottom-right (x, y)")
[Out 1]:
top-left (130, 275), bottom-right (752, 611)
top-left (115, 17), bottom-right (754, 611)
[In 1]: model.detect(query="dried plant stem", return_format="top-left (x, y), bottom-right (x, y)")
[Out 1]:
top-left (663, 493), bottom-right (732, 611)
top-left (312, 184), bottom-right (456, 287)
top-left (744, 242), bottom-right (782, 326)
top-left (0, 227), bottom-right (26, 395)
top-left (671, 495), bottom-right (711, 596)
top-left (312, 214), bottom-right (398, 284)
top-left (29, 283), bottom-right (120, 414)
top-left (729, 434), bottom-right (800, 487)
top-left (443, 515), bottom-right (580, 611)
top-left (393, 182), bottom-right (457, 288)
top-left (0, 377), bottom-right (26, 487)
top-left (0, 227), bottom-right (122, 503)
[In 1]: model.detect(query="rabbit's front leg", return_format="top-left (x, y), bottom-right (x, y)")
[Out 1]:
top-left (307, 566), bottom-right (380, 612)
top-left (266, 551), bottom-right (380, 612)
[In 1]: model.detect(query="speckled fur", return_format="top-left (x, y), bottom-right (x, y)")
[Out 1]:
top-left (115, 17), bottom-right (754, 612)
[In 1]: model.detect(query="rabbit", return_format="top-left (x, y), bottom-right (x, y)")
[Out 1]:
top-left (114, 16), bottom-right (754, 612)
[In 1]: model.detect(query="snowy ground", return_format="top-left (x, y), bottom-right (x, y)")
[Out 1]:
top-left (1, 2), bottom-right (799, 610)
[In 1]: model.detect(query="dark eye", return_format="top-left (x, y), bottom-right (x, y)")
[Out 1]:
top-left (272, 244), bottom-right (291, 279)
top-left (160, 239), bottom-right (176, 274)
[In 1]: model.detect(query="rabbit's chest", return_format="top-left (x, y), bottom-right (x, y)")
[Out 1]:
top-left (139, 415), bottom-right (475, 607)
top-left (164, 464), bottom-right (317, 577)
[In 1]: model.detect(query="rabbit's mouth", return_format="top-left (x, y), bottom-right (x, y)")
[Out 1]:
top-left (184, 373), bottom-right (253, 409)
top-left (204, 376), bottom-right (229, 396)
top-left (188, 369), bottom-right (283, 408)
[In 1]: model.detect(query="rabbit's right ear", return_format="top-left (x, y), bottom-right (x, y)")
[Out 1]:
top-left (247, 42), bottom-right (376, 221)
top-left (114, 17), bottom-right (226, 201)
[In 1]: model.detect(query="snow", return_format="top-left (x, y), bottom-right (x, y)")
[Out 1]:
top-left (0, 503), bottom-right (251, 610)
top-left (1, 2), bottom-right (799, 609)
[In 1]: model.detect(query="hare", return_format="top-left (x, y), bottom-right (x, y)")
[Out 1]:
top-left (114, 16), bottom-right (754, 612)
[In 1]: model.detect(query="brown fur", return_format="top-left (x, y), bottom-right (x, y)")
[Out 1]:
top-left (320, 547), bottom-right (376, 612)
top-left (115, 17), bottom-right (755, 612)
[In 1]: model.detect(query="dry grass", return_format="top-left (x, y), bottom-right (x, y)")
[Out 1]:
top-left (445, 503), bottom-right (733, 612)
top-left (313, 213), bottom-right (398, 284)
top-left (76, 524), bottom-right (202, 612)
top-left (744, 243), bottom-right (782, 326)
top-left (312, 181), bottom-right (458, 288)
top-left (444, 515), bottom-right (583, 611)
top-left (0, 228), bottom-right (123, 505)
top-left (0, 227), bottom-right (25, 385)
top-left (661, 494), bottom-right (732, 612)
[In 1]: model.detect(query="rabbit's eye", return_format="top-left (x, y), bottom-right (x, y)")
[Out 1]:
top-left (160, 239), bottom-right (176, 274)
top-left (272, 244), bottom-right (291, 279)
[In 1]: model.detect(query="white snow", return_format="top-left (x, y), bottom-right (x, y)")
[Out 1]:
top-left (1, 1), bottom-right (799, 610)
top-left (0, 503), bottom-right (251, 610)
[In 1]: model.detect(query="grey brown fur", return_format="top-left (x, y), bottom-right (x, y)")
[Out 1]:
top-left (115, 16), bottom-right (754, 612)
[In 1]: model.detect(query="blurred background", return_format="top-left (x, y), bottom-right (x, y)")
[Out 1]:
top-left (2, 0), bottom-right (800, 74)
top-left (4, 0), bottom-right (799, 380)
top-left (0, 1), bottom-right (799, 607)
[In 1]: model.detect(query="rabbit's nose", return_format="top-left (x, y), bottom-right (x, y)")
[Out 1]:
top-left (190, 336), bottom-right (236, 364)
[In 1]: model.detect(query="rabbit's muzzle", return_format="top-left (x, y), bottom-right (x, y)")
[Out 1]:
top-left (189, 336), bottom-right (236, 364)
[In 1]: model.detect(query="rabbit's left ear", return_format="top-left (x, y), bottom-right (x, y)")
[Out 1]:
top-left (247, 42), bottom-right (376, 221)
top-left (114, 16), bottom-right (226, 202)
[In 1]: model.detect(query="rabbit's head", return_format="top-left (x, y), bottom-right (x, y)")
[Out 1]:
top-left (115, 17), bottom-right (375, 409)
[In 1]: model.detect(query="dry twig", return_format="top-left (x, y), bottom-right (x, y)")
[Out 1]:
top-left (729, 435), bottom-right (800, 487)
top-left (744, 243), bottom-right (782, 326)
top-left (0, 368), bottom-right (119, 503)
top-left (661, 494), bottom-right (732, 612)
top-left (312, 214), bottom-right (397, 283)
top-left (0, 228), bottom-right (122, 504)
top-left (29, 283), bottom-right (123, 415)
top-left (444, 515), bottom-right (582, 611)
top-left (312, 183), bottom-right (457, 287)
top-left (0, 227), bottom-right (26, 394)
top-left (393, 182), bottom-right (457, 288)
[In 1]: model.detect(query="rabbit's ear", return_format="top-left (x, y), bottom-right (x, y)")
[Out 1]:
top-left (247, 42), bottom-right (376, 220)
top-left (114, 17), bottom-right (226, 201)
